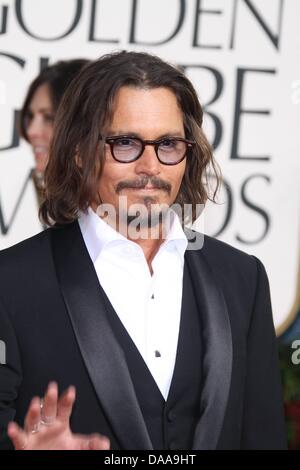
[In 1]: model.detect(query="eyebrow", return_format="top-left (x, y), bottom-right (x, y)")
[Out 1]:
top-left (106, 131), bottom-right (185, 139)
top-left (27, 107), bottom-right (54, 114)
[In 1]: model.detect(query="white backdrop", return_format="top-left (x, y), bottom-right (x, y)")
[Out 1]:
top-left (0, 0), bottom-right (299, 333)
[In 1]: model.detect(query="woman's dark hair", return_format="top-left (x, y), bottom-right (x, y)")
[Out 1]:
top-left (40, 51), bottom-right (221, 225)
top-left (20, 59), bottom-right (89, 141)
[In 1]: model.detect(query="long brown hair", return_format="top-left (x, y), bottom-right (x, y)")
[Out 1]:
top-left (20, 59), bottom-right (89, 142)
top-left (40, 51), bottom-right (221, 225)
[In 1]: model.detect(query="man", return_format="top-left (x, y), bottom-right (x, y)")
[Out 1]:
top-left (0, 51), bottom-right (286, 450)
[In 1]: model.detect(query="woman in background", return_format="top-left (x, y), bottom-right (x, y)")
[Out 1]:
top-left (19, 59), bottom-right (89, 207)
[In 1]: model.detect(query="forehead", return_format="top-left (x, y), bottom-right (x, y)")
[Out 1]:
top-left (108, 86), bottom-right (184, 137)
top-left (29, 83), bottom-right (53, 111)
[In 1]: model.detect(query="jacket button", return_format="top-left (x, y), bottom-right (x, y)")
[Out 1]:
top-left (167, 410), bottom-right (176, 422)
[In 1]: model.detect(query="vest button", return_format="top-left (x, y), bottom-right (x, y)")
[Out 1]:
top-left (168, 441), bottom-right (177, 450)
top-left (167, 410), bottom-right (176, 422)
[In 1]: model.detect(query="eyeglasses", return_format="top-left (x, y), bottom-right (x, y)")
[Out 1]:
top-left (100, 135), bottom-right (195, 165)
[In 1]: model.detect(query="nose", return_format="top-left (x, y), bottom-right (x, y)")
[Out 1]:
top-left (134, 144), bottom-right (161, 176)
top-left (27, 116), bottom-right (44, 142)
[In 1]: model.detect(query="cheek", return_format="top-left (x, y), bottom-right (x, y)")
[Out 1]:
top-left (170, 163), bottom-right (186, 191)
top-left (98, 164), bottom-right (122, 198)
top-left (43, 126), bottom-right (53, 145)
top-left (45, 127), bottom-right (54, 144)
top-left (101, 158), bottom-right (135, 188)
top-left (48, 128), bottom-right (54, 138)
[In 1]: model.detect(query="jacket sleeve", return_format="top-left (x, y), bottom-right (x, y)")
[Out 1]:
top-left (241, 256), bottom-right (287, 449)
top-left (0, 297), bottom-right (22, 449)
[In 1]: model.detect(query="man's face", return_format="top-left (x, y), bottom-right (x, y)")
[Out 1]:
top-left (97, 86), bottom-right (187, 226)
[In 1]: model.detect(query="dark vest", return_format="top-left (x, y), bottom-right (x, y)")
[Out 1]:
top-left (103, 261), bottom-right (203, 450)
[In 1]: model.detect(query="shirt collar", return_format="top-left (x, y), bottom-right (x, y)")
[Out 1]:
top-left (157, 209), bottom-right (188, 262)
top-left (78, 206), bottom-right (188, 264)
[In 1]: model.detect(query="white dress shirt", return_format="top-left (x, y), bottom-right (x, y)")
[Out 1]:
top-left (78, 207), bottom-right (188, 400)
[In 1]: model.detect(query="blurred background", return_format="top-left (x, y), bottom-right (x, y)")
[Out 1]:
top-left (0, 0), bottom-right (299, 448)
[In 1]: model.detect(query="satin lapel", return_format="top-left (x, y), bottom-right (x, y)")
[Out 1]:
top-left (184, 240), bottom-right (233, 450)
top-left (50, 222), bottom-right (153, 450)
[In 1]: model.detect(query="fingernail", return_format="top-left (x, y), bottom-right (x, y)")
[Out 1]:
top-left (102, 438), bottom-right (110, 450)
top-left (7, 422), bottom-right (16, 434)
top-left (100, 436), bottom-right (110, 449)
top-left (31, 397), bottom-right (40, 406)
top-left (48, 382), bottom-right (57, 389)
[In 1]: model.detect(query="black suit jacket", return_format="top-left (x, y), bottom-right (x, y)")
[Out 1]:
top-left (0, 222), bottom-right (287, 449)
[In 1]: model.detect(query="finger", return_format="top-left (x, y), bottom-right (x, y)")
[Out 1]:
top-left (88, 434), bottom-right (110, 450)
top-left (57, 386), bottom-right (76, 424)
top-left (7, 422), bottom-right (28, 450)
top-left (41, 382), bottom-right (58, 424)
top-left (24, 397), bottom-right (41, 433)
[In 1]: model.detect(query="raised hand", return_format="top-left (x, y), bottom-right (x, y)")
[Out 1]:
top-left (7, 382), bottom-right (110, 450)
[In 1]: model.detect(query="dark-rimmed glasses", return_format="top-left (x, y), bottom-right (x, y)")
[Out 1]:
top-left (100, 135), bottom-right (195, 165)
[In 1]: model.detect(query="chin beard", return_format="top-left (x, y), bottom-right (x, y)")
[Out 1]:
top-left (126, 210), bottom-right (164, 229)
top-left (124, 198), bottom-right (170, 230)
top-left (96, 196), bottom-right (173, 237)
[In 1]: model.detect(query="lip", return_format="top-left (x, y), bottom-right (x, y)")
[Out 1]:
top-left (32, 145), bottom-right (49, 153)
top-left (130, 186), bottom-right (158, 191)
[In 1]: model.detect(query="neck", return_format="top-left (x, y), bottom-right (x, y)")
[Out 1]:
top-left (127, 227), bottom-right (165, 275)
top-left (91, 203), bottom-right (169, 274)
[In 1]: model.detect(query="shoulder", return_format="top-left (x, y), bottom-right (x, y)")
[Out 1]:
top-left (186, 229), bottom-right (256, 267)
top-left (0, 229), bottom-right (51, 268)
top-left (187, 232), bottom-right (272, 335)
top-left (201, 233), bottom-right (257, 268)
top-left (0, 228), bottom-right (59, 292)
top-left (186, 230), bottom-right (267, 295)
top-left (0, 222), bottom-right (80, 282)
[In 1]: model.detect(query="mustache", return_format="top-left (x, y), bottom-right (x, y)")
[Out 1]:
top-left (116, 176), bottom-right (171, 194)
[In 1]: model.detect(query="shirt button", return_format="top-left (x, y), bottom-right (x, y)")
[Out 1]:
top-left (167, 410), bottom-right (176, 422)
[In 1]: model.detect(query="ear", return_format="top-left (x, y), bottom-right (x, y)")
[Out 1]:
top-left (75, 147), bottom-right (82, 168)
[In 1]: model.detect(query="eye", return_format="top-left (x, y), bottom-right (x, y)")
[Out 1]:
top-left (24, 111), bottom-right (33, 127)
top-left (116, 138), bottom-right (133, 146)
top-left (44, 113), bottom-right (55, 124)
top-left (159, 138), bottom-right (177, 150)
top-left (114, 137), bottom-right (139, 148)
